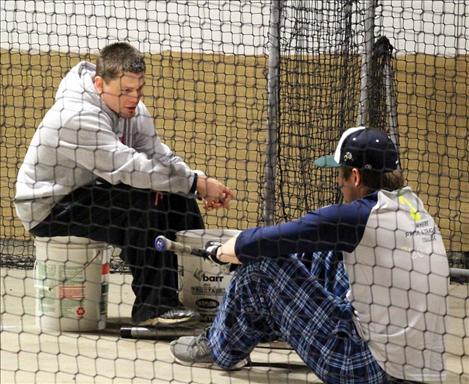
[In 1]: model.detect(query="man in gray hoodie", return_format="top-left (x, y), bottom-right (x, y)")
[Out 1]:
top-left (15, 42), bottom-right (235, 326)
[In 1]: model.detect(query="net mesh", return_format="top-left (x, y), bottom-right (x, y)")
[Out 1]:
top-left (272, 0), bottom-right (363, 220)
top-left (1, 1), bottom-right (467, 383)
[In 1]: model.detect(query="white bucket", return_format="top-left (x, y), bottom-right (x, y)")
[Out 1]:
top-left (176, 229), bottom-right (241, 322)
top-left (34, 236), bottom-right (112, 332)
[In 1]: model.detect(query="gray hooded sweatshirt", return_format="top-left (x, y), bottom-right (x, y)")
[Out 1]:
top-left (15, 61), bottom-right (197, 230)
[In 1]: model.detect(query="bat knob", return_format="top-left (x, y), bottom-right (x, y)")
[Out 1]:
top-left (154, 236), bottom-right (168, 252)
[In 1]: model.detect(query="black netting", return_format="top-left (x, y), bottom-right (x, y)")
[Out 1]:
top-left (1, 1), bottom-right (467, 383)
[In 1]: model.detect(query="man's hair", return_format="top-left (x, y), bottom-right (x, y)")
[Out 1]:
top-left (342, 167), bottom-right (405, 192)
top-left (95, 42), bottom-right (145, 82)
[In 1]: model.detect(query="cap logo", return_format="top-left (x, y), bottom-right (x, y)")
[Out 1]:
top-left (343, 152), bottom-right (353, 162)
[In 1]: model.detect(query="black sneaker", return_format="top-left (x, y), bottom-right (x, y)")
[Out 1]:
top-left (170, 332), bottom-right (250, 370)
top-left (139, 308), bottom-right (200, 327)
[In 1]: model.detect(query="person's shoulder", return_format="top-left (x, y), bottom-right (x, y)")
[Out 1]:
top-left (314, 196), bottom-right (375, 223)
top-left (47, 105), bottom-right (113, 133)
top-left (325, 193), bottom-right (378, 211)
top-left (376, 186), bottom-right (415, 205)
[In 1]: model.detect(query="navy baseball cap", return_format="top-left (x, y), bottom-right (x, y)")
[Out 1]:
top-left (314, 126), bottom-right (399, 171)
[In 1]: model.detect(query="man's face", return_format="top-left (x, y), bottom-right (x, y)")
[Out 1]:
top-left (95, 72), bottom-right (144, 118)
top-left (337, 167), bottom-right (361, 203)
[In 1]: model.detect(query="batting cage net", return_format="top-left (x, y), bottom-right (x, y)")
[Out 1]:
top-left (1, 1), bottom-right (467, 383)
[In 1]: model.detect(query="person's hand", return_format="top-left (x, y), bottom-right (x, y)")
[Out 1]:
top-left (216, 236), bottom-right (241, 264)
top-left (196, 175), bottom-right (235, 210)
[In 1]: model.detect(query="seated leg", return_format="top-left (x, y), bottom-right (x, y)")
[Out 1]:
top-left (204, 256), bottom-right (385, 383)
top-left (30, 181), bottom-right (204, 324)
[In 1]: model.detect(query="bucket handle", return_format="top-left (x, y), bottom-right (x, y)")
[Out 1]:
top-left (39, 249), bottom-right (103, 292)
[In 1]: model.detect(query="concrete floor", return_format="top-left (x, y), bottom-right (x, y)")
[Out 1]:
top-left (1, 268), bottom-right (468, 384)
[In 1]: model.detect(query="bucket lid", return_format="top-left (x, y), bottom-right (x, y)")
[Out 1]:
top-left (34, 236), bottom-right (106, 246)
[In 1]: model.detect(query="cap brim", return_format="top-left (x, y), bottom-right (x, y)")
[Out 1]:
top-left (314, 155), bottom-right (340, 168)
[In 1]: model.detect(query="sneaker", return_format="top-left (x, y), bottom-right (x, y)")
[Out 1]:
top-left (139, 307), bottom-right (200, 327)
top-left (170, 332), bottom-right (250, 370)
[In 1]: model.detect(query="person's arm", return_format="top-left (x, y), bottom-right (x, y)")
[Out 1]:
top-left (132, 104), bottom-right (194, 172)
top-left (131, 103), bottom-right (235, 207)
top-left (57, 110), bottom-right (195, 194)
top-left (217, 197), bottom-right (375, 264)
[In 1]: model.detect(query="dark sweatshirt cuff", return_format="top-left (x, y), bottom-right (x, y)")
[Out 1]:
top-left (189, 173), bottom-right (198, 194)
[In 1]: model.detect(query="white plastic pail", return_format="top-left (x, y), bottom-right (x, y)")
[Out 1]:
top-left (176, 229), bottom-right (241, 322)
top-left (34, 236), bottom-right (112, 332)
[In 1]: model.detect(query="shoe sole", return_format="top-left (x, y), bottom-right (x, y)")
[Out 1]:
top-left (172, 356), bottom-right (250, 371)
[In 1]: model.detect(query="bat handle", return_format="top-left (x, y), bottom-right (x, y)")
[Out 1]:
top-left (154, 235), bottom-right (194, 255)
top-left (153, 235), bottom-right (226, 264)
top-left (154, 235), bottom-right (170, 252)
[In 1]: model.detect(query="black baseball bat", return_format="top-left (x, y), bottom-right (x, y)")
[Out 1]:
top-left (120, 326), bottom-right (204, 339)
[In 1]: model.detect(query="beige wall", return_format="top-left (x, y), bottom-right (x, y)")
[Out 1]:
top-left (1, 51), bottom-right (467, 251)
top-left (395, 54), bottom-right (469, 252)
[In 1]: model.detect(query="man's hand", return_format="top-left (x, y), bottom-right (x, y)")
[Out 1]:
top-left (196, 175), bottom-right (235, 210)
top-left (216, 236), bottom-right (241, 264)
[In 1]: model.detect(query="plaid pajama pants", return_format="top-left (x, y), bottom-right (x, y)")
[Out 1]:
top-left (207, 252), bottom-right (387, 384)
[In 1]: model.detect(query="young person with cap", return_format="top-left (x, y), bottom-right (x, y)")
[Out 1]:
top-left (169, 127), bottom-right (449, 383)
top-left (15, 42), bottom-right (235, 326)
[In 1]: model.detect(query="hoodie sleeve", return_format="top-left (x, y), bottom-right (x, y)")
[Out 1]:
top-left (234, 195), bottom-right (377, 263)
top-left (56, 108), bottom-right (196, 194)
top-left (131, 103), bottom-right (194, 172)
